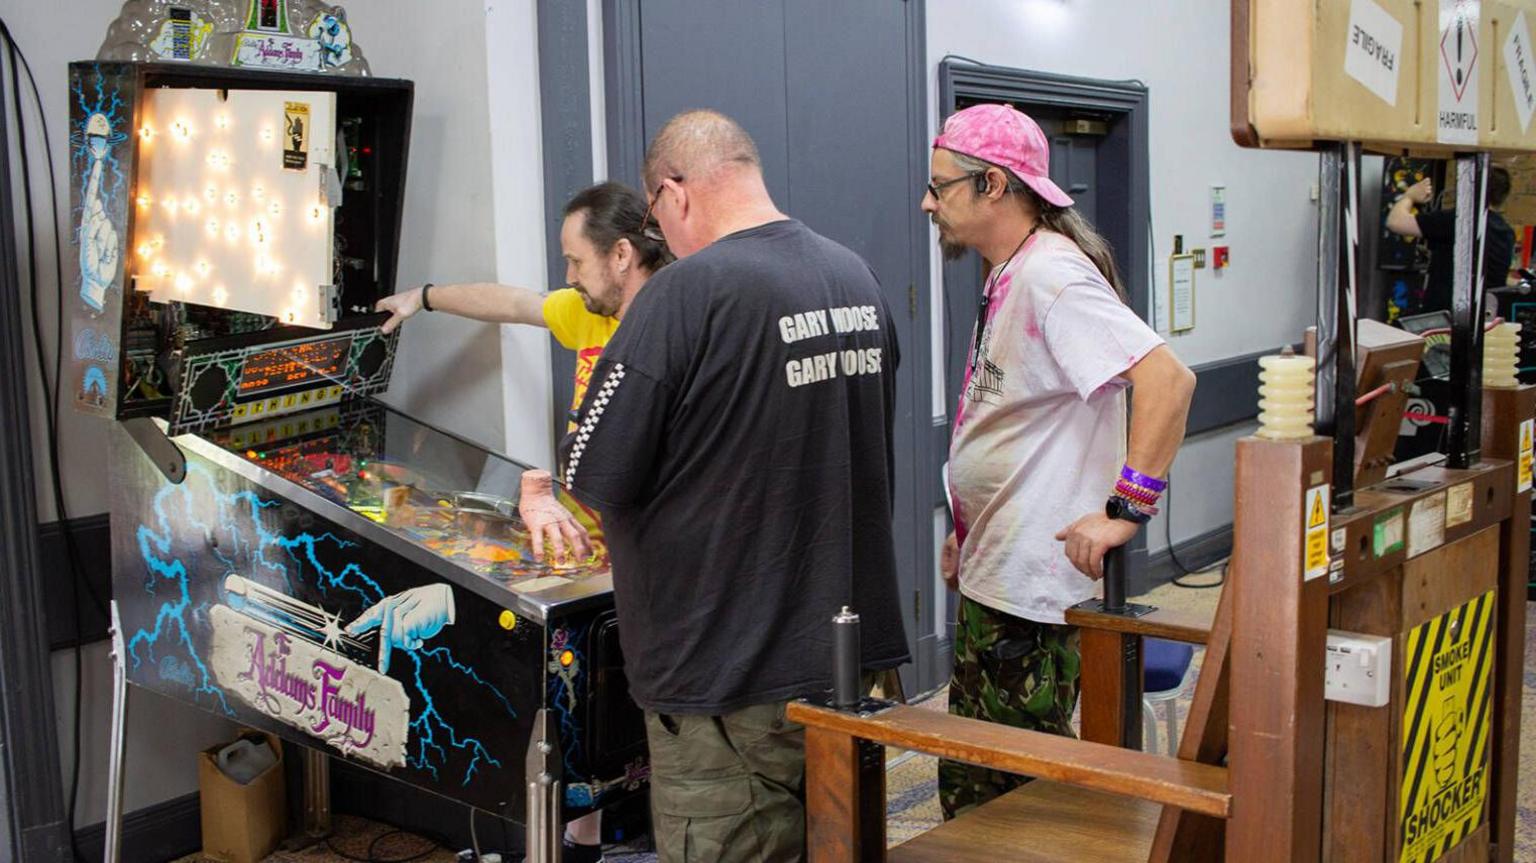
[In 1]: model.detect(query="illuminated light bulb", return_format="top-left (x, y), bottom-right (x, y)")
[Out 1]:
top-left (151, 234), bottom-right (165, 249)
top-left (215, 114), bottom-right (230, 130)
top-left (171, 119), bottom-right (191, 141)
top-left (260, 126), bottom-right (275, 145)
top-left (204, 185), bottom-right (217, 201)
top-left (182, 197), bottom-right (199, 215)
top-left (136, 243), bottom-right (153, 259)
top-left (251, 185), bottom-right (265, 201)
top-left (307, 204), bottom-right (325, 225)
top-left (151, 261), bottom-right (169, 279)
top-left (212, 286), bottom-right (229, 306)
top-left (162, 198), bottom-right (179, 218)
top-left (267, 200), bottom-right (282, 218)
top-left (205, 218), bottom-right (219, 236)
top-left (135, 194), bottom-right (151, 209)
top-left (138, 125), bottom-right (153, 141)
top-left (225, 223), bottom-right (241, 243)
top-left (195, 260), bottom-right (211, 277)
top-left (225, 191), bottom-right (239, 208)
top-left (293, 281), bottom-right (307, 297)
top-left (174, 273), bottom-right (192, 294)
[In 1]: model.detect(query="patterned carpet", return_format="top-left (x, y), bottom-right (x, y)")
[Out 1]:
top-left (178, 581), bottom-right (1536, 861)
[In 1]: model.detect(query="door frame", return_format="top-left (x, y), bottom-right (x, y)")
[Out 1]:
top-left (934, 61), bottom-right (1152, 657)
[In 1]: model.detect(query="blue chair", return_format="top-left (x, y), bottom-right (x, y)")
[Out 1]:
top-left (1142, 638), bottom-right (1196, 754)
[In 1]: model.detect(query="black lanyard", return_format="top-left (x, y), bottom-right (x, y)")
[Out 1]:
top-left (970, 226), bottom-right (1038, 376)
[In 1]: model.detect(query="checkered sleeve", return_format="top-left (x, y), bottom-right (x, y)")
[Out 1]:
top-left (560, 357), bottom-right (672, 510)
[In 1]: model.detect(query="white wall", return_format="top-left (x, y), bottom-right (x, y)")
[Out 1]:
top-left (3, 0), bottom-right (553, 827)
top-left (927, 0), bottom-right (1323, 552)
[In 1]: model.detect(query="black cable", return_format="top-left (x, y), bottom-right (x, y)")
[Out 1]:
top-left (324, 828), bottom-right (441, 863)
top-left (1161, 473), bottom-right (1226, 589)
top-left (1, 18), bottom-right (103, 862)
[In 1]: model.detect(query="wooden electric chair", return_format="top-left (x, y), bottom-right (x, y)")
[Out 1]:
top-left (792, 1), bottom-right (1536, 860)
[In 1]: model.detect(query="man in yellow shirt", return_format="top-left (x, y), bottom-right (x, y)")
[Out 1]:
top-left (377, 182), bottom-right (668, 562)
top-left (375, 181), bottom-right (665, 863)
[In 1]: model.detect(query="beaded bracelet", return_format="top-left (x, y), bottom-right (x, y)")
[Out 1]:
top-left (1114, 479), bottom-right (1161, 506)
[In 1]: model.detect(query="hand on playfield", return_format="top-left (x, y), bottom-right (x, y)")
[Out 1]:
top-left (375, 287), bottom-right (424, 334)
top-left (519, 469), bottom-right (592, 564)
top-left (940, 532), bottom-right (959, 592)
top-left (346, 583), bottom-right (457, 674)
top-left (1405, 178), bottom-right (1433, 205)
top-left (1055, 513), bottom-right (1139, 580)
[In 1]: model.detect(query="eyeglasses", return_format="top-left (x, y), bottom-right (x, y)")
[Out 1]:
top-left (640, 175), bottom-right (684, 242)
top-left (925, 171), bottom-right (984, 202)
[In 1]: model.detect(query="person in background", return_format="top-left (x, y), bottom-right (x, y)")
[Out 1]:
top-left (1386, 165), bottom-right (1516, 314)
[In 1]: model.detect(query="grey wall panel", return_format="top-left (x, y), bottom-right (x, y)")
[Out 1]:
top-left (637, 0), bottom-right (790, 205)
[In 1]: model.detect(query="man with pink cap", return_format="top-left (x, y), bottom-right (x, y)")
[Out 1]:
top-left (924, 103), bottom-right (1196, 817)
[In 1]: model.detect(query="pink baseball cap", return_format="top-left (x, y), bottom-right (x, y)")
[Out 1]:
top-left (933, 103), bottom-right (1074, 208)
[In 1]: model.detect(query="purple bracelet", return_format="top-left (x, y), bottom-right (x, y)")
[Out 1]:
top-left (1120, 465), bottom-right (1167, 493)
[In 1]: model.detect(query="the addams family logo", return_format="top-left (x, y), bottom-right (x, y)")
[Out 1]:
top-left (208, 577), bottom-right (431, 769)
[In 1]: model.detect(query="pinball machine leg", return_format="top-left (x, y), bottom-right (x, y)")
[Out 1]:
top-left (526, 708), bottom-right (564, 863)
top-left (104, 601), bottom-right (130, 863)
top-left (304, 748), bottom-right (333, 839)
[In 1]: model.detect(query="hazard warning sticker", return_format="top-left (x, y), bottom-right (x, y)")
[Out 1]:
top-left (1437, 0), bottom-right (1480, 146)
top-left (1397, 590), bottom-right (1494, 862)
top-left (1304, 484), bottom-right (1330, 581)
top-left (1518, 418), bottom-right (1533, 493)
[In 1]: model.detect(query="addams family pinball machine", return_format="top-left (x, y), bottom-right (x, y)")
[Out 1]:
top-left (65, 3), bottom-right (646, 859)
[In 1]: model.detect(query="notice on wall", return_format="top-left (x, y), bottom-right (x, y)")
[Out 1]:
top-left (1397, 591), bottom-right (1493, 863)
top-left (1504, 11), bottom-right (1536, 133)
top-left (1437, 0), bottom-right (1481, 146)
top-left (1169, 254), bottom-right (1195, 334)
top-left (1346, 0), bottom-right (1404, 106)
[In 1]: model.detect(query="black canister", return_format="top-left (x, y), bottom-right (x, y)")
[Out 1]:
top-left (832, 606), bottom-right (861, 708)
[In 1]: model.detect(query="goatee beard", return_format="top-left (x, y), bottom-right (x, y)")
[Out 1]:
top-left (941, 240), bottom-right (968, 261)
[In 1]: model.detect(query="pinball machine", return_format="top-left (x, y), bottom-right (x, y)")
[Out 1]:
top-left (64, 4), bottom-right (646, 860)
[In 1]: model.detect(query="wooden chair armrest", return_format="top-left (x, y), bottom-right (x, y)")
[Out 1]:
top-left (1064, 604), bottom-right (1213, 644)
top-left (787, 701), bottom-right (1231, 818)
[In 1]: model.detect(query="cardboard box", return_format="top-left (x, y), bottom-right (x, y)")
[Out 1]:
top-left (198, 730), bottom-right (287, 863)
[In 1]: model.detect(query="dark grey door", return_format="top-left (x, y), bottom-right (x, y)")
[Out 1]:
top-left (607, 0), bottom-right (936, 693)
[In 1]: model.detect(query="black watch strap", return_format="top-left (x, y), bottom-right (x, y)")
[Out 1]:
top-left (1106, 495), bottom-right (1152, 524)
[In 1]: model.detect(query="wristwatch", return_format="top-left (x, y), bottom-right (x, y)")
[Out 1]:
top-left (1106, 495), bottom-right (1152, 525)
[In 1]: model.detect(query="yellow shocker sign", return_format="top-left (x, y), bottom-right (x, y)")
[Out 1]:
top-left (1397, 590), bottom-right (1494, 862)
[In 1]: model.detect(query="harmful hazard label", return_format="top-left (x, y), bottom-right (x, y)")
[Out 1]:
top-left (1518, 419), bottom-right (1533, 492)
top-left (1397, 590), bottom-right (1494, 862)
top-left (1437, 0), bottom-right (1480, 146)
top-left (1304, 484), bottom-right (1330, 580)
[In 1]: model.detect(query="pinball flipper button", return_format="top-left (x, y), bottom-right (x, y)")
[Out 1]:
top-left (497, 610), bottom-right (517, 631)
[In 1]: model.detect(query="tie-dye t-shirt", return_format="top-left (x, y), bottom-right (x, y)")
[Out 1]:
top-left (948, 231), bottom-right (1163, 624)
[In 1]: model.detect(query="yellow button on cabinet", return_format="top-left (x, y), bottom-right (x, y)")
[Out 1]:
top-left (559, 649), bottom-right (575, 667)
top-left (498, 610), bottom-right (517, 631)
top-left (233, 403), bottom-right (249, 418)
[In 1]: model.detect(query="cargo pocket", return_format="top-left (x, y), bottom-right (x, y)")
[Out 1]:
top-left (651, 774), bottom-right (755, 863)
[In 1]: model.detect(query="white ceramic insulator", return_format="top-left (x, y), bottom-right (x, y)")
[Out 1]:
top-left (1256, 354), bottom-right (1317, 440)
top-left (1483, 323), bottom-right (1521, 389)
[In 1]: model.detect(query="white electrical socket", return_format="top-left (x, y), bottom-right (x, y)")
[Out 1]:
top-left (1325, 630), bottom-right (1393, 707)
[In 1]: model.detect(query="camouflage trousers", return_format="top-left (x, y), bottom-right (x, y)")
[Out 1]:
top-left (939, 595), bottom-right (1082, 820)
top-left (645, 702), bottom-right (805, 863)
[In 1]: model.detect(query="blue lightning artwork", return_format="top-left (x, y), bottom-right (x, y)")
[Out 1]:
top-left (126, 460), bottom-right (517, 787)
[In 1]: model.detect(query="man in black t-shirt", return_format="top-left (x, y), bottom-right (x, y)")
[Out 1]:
top-left (1387, 165), bottom-right (1516, 315)
top-left (560, 110), bottom-right (909, 863)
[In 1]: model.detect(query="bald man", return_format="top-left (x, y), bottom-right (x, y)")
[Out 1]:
top-left (560, 110), bottom-right (910, 862)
